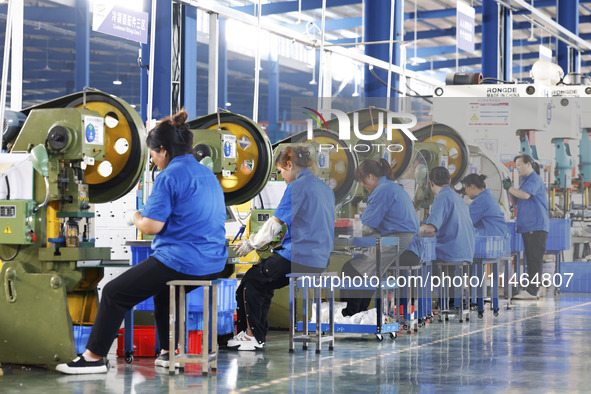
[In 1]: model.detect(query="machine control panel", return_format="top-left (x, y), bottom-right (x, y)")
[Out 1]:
top-left (0, 200), bottom-right (36, 245)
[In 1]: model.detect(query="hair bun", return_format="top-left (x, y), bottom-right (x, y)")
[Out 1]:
top-left (171, 109), bottom-right (188, 127)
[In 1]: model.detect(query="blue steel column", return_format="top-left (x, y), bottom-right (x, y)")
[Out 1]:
top-left (502, 7), bottom-right (512, 81)
top-left (140, 41), bottom-right (149, 123)
top-left (364, 0), bottom-right (394, 98)
top-left (182, 5), bottom-right (197, 119)
top-left (218, 18), bottom-right (228, 110)
top-left (153, 0), bottom-right (172, 119)
top-left (558, 0), bottom-right (579, 73)
top-left (481, 0), bottom-right (498, 79)
top-left (74, 0), bottom-right (89, 90)
top-left (267, 37), bottom-right (279, 144)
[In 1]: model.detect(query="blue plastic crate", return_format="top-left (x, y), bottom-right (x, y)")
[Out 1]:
top-left (187, 279), bottom-right (237, 313)
top-left (420, 237), bottom-right (436, 263)
top-left (507, 222), bottom-right (523, 252)
top-left (73, 325), bottom-right (92, 355)
top-left (136, 297), bottom-right (155, 311)
top-left (187, 310), bottom-right (235, 334)
top-left (546, 219), bottom-right (571, 252)
top-left (130, 245), bottom-right (153, 265)
top-left (474, 235), bottom-right (505, 258)
top-left (560, 261), bottom-right (591, 292)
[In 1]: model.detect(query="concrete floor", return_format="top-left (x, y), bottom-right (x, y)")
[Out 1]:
top-left (3, 293), bottom-right (591, 393)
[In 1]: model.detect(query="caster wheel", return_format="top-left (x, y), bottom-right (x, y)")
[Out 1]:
top-left (375, 334), bottom-right (384, 341)
top-left (389, 332), bottom-right (397, 339)
top-left (459, 319), bottom-right (463, 323)
top-left (403, 324), bottom-right (408, 330)
top-left (445, 317), bottom-right (449, 321)
top-left (466, 317), bottom-right (470, 322)
top-left (125, 353), bottom-right (134, 364)
top-left (303, 345), bottom-right (308, 351)
top-left (478, 313), bottom-right (484, 319)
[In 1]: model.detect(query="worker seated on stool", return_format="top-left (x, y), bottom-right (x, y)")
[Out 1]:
top-left (340, 159), bottom-right (419, 317)
top-left (229, 146), bottom-right (335, 351)
top-left (420, 167), bottom-right (475, 307)
top-left (463, 173), bottom-right (507, 237)
top-left (56, 110), bottom-right (228, 374)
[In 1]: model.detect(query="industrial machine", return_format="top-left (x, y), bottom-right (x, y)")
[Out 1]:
top-left (0, 91), bottom-right (273, 368)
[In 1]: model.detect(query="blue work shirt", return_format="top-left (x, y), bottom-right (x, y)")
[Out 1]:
top-left (469, 188), bottom-right (507, 236)
top-left (427, 186), bottom-right (475, 263)
top-left (516, 171), bottom-right (549, 233)
top-left (361, 176), bottom-right (419, 235)
top-left (274, 168), bottom-right (335, 269)
top-left (142, 154), bottom-right (228, 275)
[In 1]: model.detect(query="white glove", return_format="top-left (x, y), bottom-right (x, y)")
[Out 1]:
top-left (233, 218), bottom-right (282, 257)
top-left (234, 240), bottom-right (254, 257)
top-left (125, 209), bottom-right (140, 226)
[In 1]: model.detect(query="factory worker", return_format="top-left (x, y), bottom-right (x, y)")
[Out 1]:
top-left (504, 154), bottom-right (548, 300)
top-left (56, 109), bottom-right (227, 374)
top-left (463, 173), bottom-right (507, 236)
top-left (420, 166), bottom-right (475, 264)
top-left (228, 145), bottom-right (335, 351)
top-left (340, 158), bottom-right (419, 317)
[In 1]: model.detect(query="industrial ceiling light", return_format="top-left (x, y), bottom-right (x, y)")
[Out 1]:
top-left (113, 46), bottom-right (122, 85)
top-left (409, 0), bottom-right (422, 66)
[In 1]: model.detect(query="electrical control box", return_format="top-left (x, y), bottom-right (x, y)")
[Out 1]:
top-left (0, 200), bottom-right (36, 244)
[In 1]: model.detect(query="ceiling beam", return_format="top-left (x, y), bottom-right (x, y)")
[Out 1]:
top-left (232, 0), bottom-right (361, 16)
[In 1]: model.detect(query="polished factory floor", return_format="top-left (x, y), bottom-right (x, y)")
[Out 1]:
top-left (3, 292), bottom-right (591, 393)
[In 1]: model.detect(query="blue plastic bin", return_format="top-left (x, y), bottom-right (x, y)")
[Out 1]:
top-left (546, 219), bottom-right (571, 252)
top-left (73, 325), bottom-right (92, 355)
top-left (507, 222), bottom-right (523, 252)
top-left (474, 235), bottom-right (505, 258)
top-left (186, 278), bottom-right (237, 313)
top-left (420, 237), bottom-right (436, 263)
top-left (187, 310), bottom-right (235, 334)
top-left (560, 261), bottom-right (591, 292)
top-left (131, 246), bottom-right (155, 310)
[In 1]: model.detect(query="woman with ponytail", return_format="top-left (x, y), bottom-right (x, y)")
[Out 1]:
top-left (228, 145), bottom-right (335, 350)
top-left (57, 109), bottom-right (228, 374)
top-left (340, 158), bottom-right (420, 317)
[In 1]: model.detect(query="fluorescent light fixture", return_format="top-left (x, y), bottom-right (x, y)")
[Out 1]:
top-left (113, 80), bottom-right (122, 85)
top-left (225, 102), bottom-right (232, 107)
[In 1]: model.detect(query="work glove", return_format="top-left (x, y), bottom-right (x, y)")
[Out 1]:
top-left (502, 177), bottom-right (512, 190)
top-left (234, 240), bottom-right (254, 257)
top-left (125, 209), bottom-right (140, 226)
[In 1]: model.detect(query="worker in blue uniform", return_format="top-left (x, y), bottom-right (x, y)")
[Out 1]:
top-left (463, 173), bottom-right (507, 312)
top-left (57, 109), bottom-right (228, 374)
top-left (503, 154), bottom-right (549, 300)
top-left (228, 146), bottom-right (335, 350)
top-left (340, 158), bottom-right (419, 317)
top-left (463, 173), bottom-right (507, 236)
top-left (420, 167), bottom-right (475, 310)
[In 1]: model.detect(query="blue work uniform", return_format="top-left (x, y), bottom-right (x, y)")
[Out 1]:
top-left (516, 172), bottom-right (549, 233)
top-left (427, 186), bottom-right (475, 263)
top-left (274, 168), bottom-right (335, 269)
top-left (469, 188), bottom-right (507, 236)
top-left (361, 176), bottom-right (419, 235)
top-left (142, 154), bottom-right (228, 275)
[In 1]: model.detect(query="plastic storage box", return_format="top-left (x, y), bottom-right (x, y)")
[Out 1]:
top-left (507, 222), bottom-right (523, 253)
top-left (420, 237), bottom-right (436, 263)
top-left (116, 326), bottom-right (157, 357)
top-left (474, 235), bottom-right (505, 259)
top-left (546, 219), bottom-right (571, 252)
top-left (131, 245), bottom-right (155, 311)
top-left (560, 261), bottom-right (591, 292)
top-left (73, 325), bottom-right (92, 355)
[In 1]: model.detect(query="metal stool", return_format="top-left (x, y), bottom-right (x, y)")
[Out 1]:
top-left (167, 280), bottom-right (218, 375)
top-left (435, 261), bottom-right (471, 323)
top-left (473, 258), bottom-right (500, 318)
top-left (288, 272), bottom-right (336, 353)
top-left (399, 265), bottom-right (421, 333)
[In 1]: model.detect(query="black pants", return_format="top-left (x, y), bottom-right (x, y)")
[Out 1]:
top-left (86, 256), bottom-right (218, 357)
top-left (341, 250), bottom-right (420, 317)
top-left (235, 253), bottom-right (322, 344)
top-left (522, 230), bottom-right (548, 296)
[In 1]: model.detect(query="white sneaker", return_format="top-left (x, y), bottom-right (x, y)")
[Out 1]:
top-left (55, 356), bottom-right (108, 375)
top-left (513, 290), bottom-right (538, 300)
top-left (154, 352), bottom-right (180, 368)
top-left (226, 331), bottom-right (264, 351)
